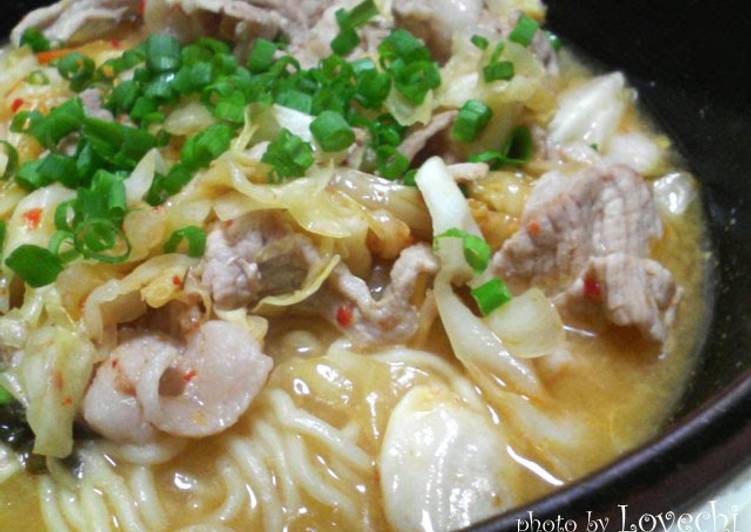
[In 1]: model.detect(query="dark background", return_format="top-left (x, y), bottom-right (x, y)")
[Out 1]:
top-left (4, 0), bottom-right (751, 528)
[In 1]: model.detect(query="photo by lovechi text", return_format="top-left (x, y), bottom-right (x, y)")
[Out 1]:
top-left (516, 502), bottom-right (742, 532)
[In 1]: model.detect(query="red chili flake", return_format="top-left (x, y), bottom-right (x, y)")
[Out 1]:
top-left (62, 397), bottom-right (73, 406)
top-left (527, 220), bottom-right (541, 237)
top-left (110, 39), bottom-right (121, 49)
top-left (172, 275), bottom-right (183, 287)
top-left (23, 208), bottom-right (43, 230)
top-left (139, 0), bottom-right (146, 15)
top-left (11, 98), bottom-right (24, 113)
top-left (583, 275), bottom-right (603, 300)
top-left (183, 369), bottom-right (197, 383)
top-left (111, 358), bottom-right (119, 369)
top-left (336, 305), bottom-right (354, 328)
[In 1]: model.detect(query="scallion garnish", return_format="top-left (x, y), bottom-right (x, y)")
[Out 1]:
top-left (164, 226), bottom-right (207, 257)
top-left (471, 35), bottom-right (490, 50)
top-left (311, 110), bottom-right (355, 152)
top-left (452, 100), bottom-right (493, 142)
top-left (20, 28), bottom-right (50, 53)
top-left (509, 14), bottom-right (540, 47)
top-left (331, 0), bottom-right (378, 56)
top-left (146, 34), bottom-right (182, 73)
top-left (57, 52), bottom-right (95, 92)
top-left (471, 278), bottom-right (512, 316)
top-left (181, 124), bottom-right (234, 170)
top-left (5, 245), bottom-right (64, 288)
top-left (262, 129), bottom-right (314, 181)
top-left (376, 145), bottom-right (409, 180)
top-left (468, 125), bottom-right (533, 168)
top-left (0, 141), bottom-right (19, 180)
top-left (435, 228), bottom-right (492, 273)
top-left (483, 60), bottom-right (515, 82)
top-left (546, 30), bottom-right (562, 52)
top-left (247, 38), bottom-right (277, 73)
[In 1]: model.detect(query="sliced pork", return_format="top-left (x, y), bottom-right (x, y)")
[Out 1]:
top-left (398, 110), bottom-right (457, 163)
top-left (319, 243), bottom-right (439, 346)
top-left (83, 320), bottom-right (272, 443)
top-left (493, 165), bottom-right (678, 342)
top-left (553, 254), bottom-right (681, 343)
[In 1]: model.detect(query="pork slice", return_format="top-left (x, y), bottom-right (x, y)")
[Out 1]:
top-left (308, 243), bottom-right (439, 346)
top-left (11, 0), bottom-right (139, 46)
top-left (493, 165), bottom-right (679, 343)
top-left (201, 213), bottom-right (318, 310)
top-left (398, 110), bottom-right (457, 163)
top-left (494, 165), bottom-right (662, 289)
top-left (553, 254), bottom-right (681, 343)
top-left (83, 321), bottom-right (273, 443)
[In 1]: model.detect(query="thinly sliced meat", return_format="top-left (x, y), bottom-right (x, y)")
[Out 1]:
top-left (11, 0), bottom-right (139, 46)
top-left (139, 320), bottom-right (273, 437)
top-left (311, 243), bottom-right (439, 346)
top-left (398, 110), bottom-right (457, 163)
top-left (553, 254), bottom-right (681, 343)
top-left (392, 0), bottom-right (484, 61)
top-left (82, 333), bottom-right (177, 445)
top-left (201, 213), bottom-right (321, 310)
top-left (493, 165), bottom-right (678, 342)
top-left (494, 165), bottom-right (662, 290)
top-left (83, 320), bottom-right (272, 443)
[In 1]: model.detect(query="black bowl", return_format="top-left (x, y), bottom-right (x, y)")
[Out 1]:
top-left (4, 1), bottom-right (751, 530)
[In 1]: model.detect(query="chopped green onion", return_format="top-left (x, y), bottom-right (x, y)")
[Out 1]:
top-left (82, 118), bottom-right (157, 170)
top-left (26, 70), bottom-right (50, 85)
top-left (402, 168), bottom-right (418, 187)
top-left (376, 145), bottom-right (409, 180)
top-left (392, 59), bottom-right (441, 105)
top-left (247, 38), bottom-right (277, 73)
top-left (275, 89), bottom-right (313, 114)
top-left (0, 386), bottom-right (12, 406)
top-left (15, 161), bottom-right (48, 190)
top-left (213, 90), bottom-right (247, 124)
top-left (509, 14), bottom-right (539, 47)
top-left (181, 124), bottom-right (234, 170)
top-left (468, 125), bottom-right (533, 169)
top-left (483, 61), bottom-right (515, 82)
top-left (310, 110), bottom-right (355, 152)
top-left (145, 164), bottom-right (193, 206)
top-left (0, 141), bottom-right (19, 180)
top-left (20, 28), bottom-right (50, 53)
top-left (471, 278), bottom-right (512, 316)
top-left (452, 99), bottom-right (493, 142)
top-left (146, 34), bottom-right (182, 73)
top-left (48, 230), bottom-right (79, 263)
top-left (337, 0), bottom-right (378, 29)
top-left (5, 244), bottom-right (64, 288)
top-left (546, 30), bottom-right (562, 52)
top-left (378, 29), bottom-right (430, 65)
top-left (19, 98), bottom-right (85, 149)
top-left (262, 129), bottom-right (314, 181)
top-left (109, 80), bottom-right (141, 114)
top-left (503, 125), bottom-right (533, 164)
top-left (37, 153), bottom-right (80, 188)
top-left (354, 70), bottom-right (391, 109)
top-left (73, 218), bottom-right (131, 264)
top-left (490, 41), bottom-right (505, 63)
top-left (435, 228), bottom-right (492, 273)
top-left (57, 52), bottom-right (95, 91)
top-left (471, 35), bottom-right (489, 50)
top-left (164, 226), bottom-right (207, 257)
top-left (331, 27), bottom-right (360, 56)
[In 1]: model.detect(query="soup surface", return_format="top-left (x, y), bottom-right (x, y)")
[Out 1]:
top-left (0, 0), bottom-right (708, 530)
